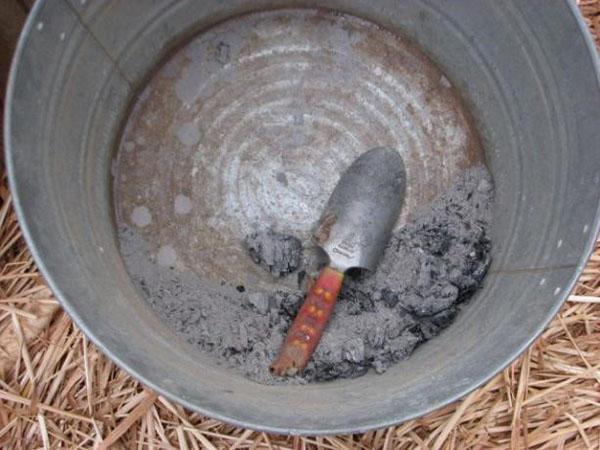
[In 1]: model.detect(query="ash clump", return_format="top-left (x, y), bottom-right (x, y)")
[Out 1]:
top-left (244, 230), bottom-right (302, 277)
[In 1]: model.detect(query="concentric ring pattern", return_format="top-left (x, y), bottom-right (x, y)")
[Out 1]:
top-left (114, 9), bottom-right (483, 287)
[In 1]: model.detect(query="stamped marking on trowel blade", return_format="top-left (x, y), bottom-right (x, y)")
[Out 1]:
top-left (332, 236), bottom-right (357, 259)
top-left (332, 247), bottom-right (354, 259)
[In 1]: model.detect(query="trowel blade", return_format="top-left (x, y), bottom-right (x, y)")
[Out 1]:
top-left (315, 147), bottom-right (406, 272)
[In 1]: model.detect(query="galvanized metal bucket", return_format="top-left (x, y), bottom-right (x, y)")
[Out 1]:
top-left (5, 0), bottom-right (600, 434)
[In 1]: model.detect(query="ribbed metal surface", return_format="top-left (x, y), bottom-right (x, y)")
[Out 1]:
top-left (115, 9), bottom-right (481, 288)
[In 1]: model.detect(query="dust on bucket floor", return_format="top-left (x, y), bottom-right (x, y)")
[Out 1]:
top-left (113, 9), bottom-right (493, 383)
top-left (119, 167), bottom-right (492, 383)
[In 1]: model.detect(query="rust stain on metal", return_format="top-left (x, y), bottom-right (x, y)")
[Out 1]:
top-left (114, 9), bottom-right (485, 289)
top-left (313, 212), bottom-right (336, 246)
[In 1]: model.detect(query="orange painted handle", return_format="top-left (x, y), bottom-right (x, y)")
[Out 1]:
top-left (270, 266), bottom-right (344, 376)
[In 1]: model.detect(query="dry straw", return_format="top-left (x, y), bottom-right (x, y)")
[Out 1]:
top-left (0, 1), bottom-right (599, 448)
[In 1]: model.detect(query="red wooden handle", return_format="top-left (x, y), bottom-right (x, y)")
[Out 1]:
top-left (270, 266), bottom-right (344, 376)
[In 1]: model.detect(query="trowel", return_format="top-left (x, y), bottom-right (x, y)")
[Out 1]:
top-left (270, 147), bottom-right (406, 376)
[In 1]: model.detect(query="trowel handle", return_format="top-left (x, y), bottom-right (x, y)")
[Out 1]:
top-left (270, 266), bottom-right (344, 376)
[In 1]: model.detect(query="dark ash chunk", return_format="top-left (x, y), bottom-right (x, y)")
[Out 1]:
top-left (245, 230), bottom-right (302, 277)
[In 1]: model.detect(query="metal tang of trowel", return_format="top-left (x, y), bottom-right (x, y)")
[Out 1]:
top-left (270, 147), bottom-right (406, 376)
